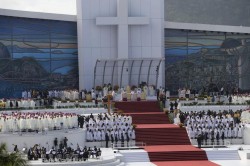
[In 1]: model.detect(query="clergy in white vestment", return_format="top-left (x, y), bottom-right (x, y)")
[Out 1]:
top-left (137, 88), bottom-right (142, 99)
top-left (131, 91), bottom-right (137, 101)
top-left (143, 86), bottom-right (148, 96)
top-left (126, 86), bottom-right (131, 93)
top-left (81, 91), bottom-right (85, 100)
top-left (149, 86), bottom-right (155, 96)
top-left (103, 87), bottom-right (108, 97)
top-left (28, 91), bottom-right (31, 98)
top-left (165, 91), bottom-right (170, 98)
top-left (121, 92), bottom-right (127, 101)
top-left (112, 90), bottom-right (116, 99)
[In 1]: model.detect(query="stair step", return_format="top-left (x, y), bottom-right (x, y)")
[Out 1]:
top-left (206, 150), bottom-right (241, 160)
top-left (120, 151), bottom-right (151, 162)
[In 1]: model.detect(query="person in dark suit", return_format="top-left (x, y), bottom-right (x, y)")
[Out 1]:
top-left (174, 101), bottom-right (178, 109)
top-left (53, 138), bottom-right (58, 150)
top-left (105, 133), bottom-right (109, 148)
top-left (121, 133), bottom-right (124, 147)
top-left (197, 134), bottom-right (202, 148)
top-left (170, 102), bottom-right (174, 111)
top-left (156, 89), bottom-right (160, 100)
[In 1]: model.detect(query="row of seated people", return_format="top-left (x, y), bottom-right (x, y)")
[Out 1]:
top-left (27, 144), bottom-right (101, 162)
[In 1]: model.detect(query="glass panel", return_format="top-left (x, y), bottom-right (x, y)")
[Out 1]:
top-left (165, 29), bottom-right (250, 95)
top-left (0, 15), bottom-right (78, 98)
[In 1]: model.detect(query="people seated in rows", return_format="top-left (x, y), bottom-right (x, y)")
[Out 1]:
top-left (27, 140), bottom-right (101, 162)
top-left (0, 112), bottom-right (78, 133)
top-left (183, 110), bottom-right (244, 145)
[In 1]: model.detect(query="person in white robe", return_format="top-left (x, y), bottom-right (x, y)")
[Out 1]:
top-left (97, 130), bottom-right (102, 141)
top-left (91, 88), bottom-right (95, 99)
top-left (137, 88), bottom-right (142, 99)
top-left (227, 128), bottom-right (232, 138)
top-left (238, 126), bottom-right (243, 138)
top-left (131, 129), bottom-right (136, 140)
top-left (233, 127), bottom-right (238, 138)
top-left (112, 90), bottom-right (116, 100)
top-left (86, 129), bottom-right (92, 141)
top-left (1, 118), bottom-right (7, 133)
top-left (101, 130), bottom-right (106, 141)
top-left (103, 87), bottom-right (108, 97)
top-left (149, 86), bottom-right (155, 96)
top-left (174, 112), bottom-right (180, 125)
top-left (143, 86), bottom-right (148, 96)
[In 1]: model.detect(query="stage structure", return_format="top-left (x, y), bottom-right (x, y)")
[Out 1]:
top-left (93, 58), bottom-right (164, 88)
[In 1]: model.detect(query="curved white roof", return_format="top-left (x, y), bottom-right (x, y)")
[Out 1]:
top-left (0, 8), bottom-right (76, 22)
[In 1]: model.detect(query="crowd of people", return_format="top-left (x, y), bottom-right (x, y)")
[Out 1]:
top-left (25, 137), bottom-right (101, 162)
top-left (1, 98), bottom-right (53, 108)
top-left (181, 110), bottom-right (244, 145)
top-left (79, 113), bottom-right (135, 147)
top-left (0, 112), bottom-right (78, 133)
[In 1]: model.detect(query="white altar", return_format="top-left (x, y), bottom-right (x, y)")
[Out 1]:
top-left (244, 124), bottom-right (250, 145)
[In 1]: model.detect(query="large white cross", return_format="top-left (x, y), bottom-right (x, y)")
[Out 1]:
top-left (96, 0), bottom-right (149, 59)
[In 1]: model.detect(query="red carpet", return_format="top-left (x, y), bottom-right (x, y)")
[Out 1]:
top-left (115, 101), bottom-right (161, 113)
top-left (144, 145), bottom-right (208, 161)
top-left (135, 125), bottom-right (190, 145)
top-left (136, 124), bottom-right (178, 128)
top-left (144, 145), bottom-right (204, 152)
top-left (115, 101), bottom-right (218, 165)
top-left (126, 112), bottom-right (170, 124)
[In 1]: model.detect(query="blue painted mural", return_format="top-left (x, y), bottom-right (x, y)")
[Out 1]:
top-left (0, 16), bottom-right (78, 98)
top-left (165, 29), bottom-right (250, 94)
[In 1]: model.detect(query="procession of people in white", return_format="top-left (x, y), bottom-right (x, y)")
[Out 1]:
top-left (0, 112), bottom-right (78, 133)
top-left (85, 113), bottom-right (135, 142)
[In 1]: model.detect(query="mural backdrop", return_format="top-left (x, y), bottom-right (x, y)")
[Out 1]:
top-left (0, 16), bottom-right (78, 98)
top-left (165, 29), bottom-right (250, 95)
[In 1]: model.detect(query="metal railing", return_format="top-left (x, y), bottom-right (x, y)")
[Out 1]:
top-left (111, 141), bottom-right (146, 150)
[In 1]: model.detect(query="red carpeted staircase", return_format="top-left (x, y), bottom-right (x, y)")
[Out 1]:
top-left (115, 101), bottom-right (219, 166)
top-left (127, 112), bottom-right (170, 124)
top-left (144, 145), bottom-right (208, 161)
top-left (135, 125), bottom-right (190, 145)
top-left (115, 101), bottom-right (161, 113)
